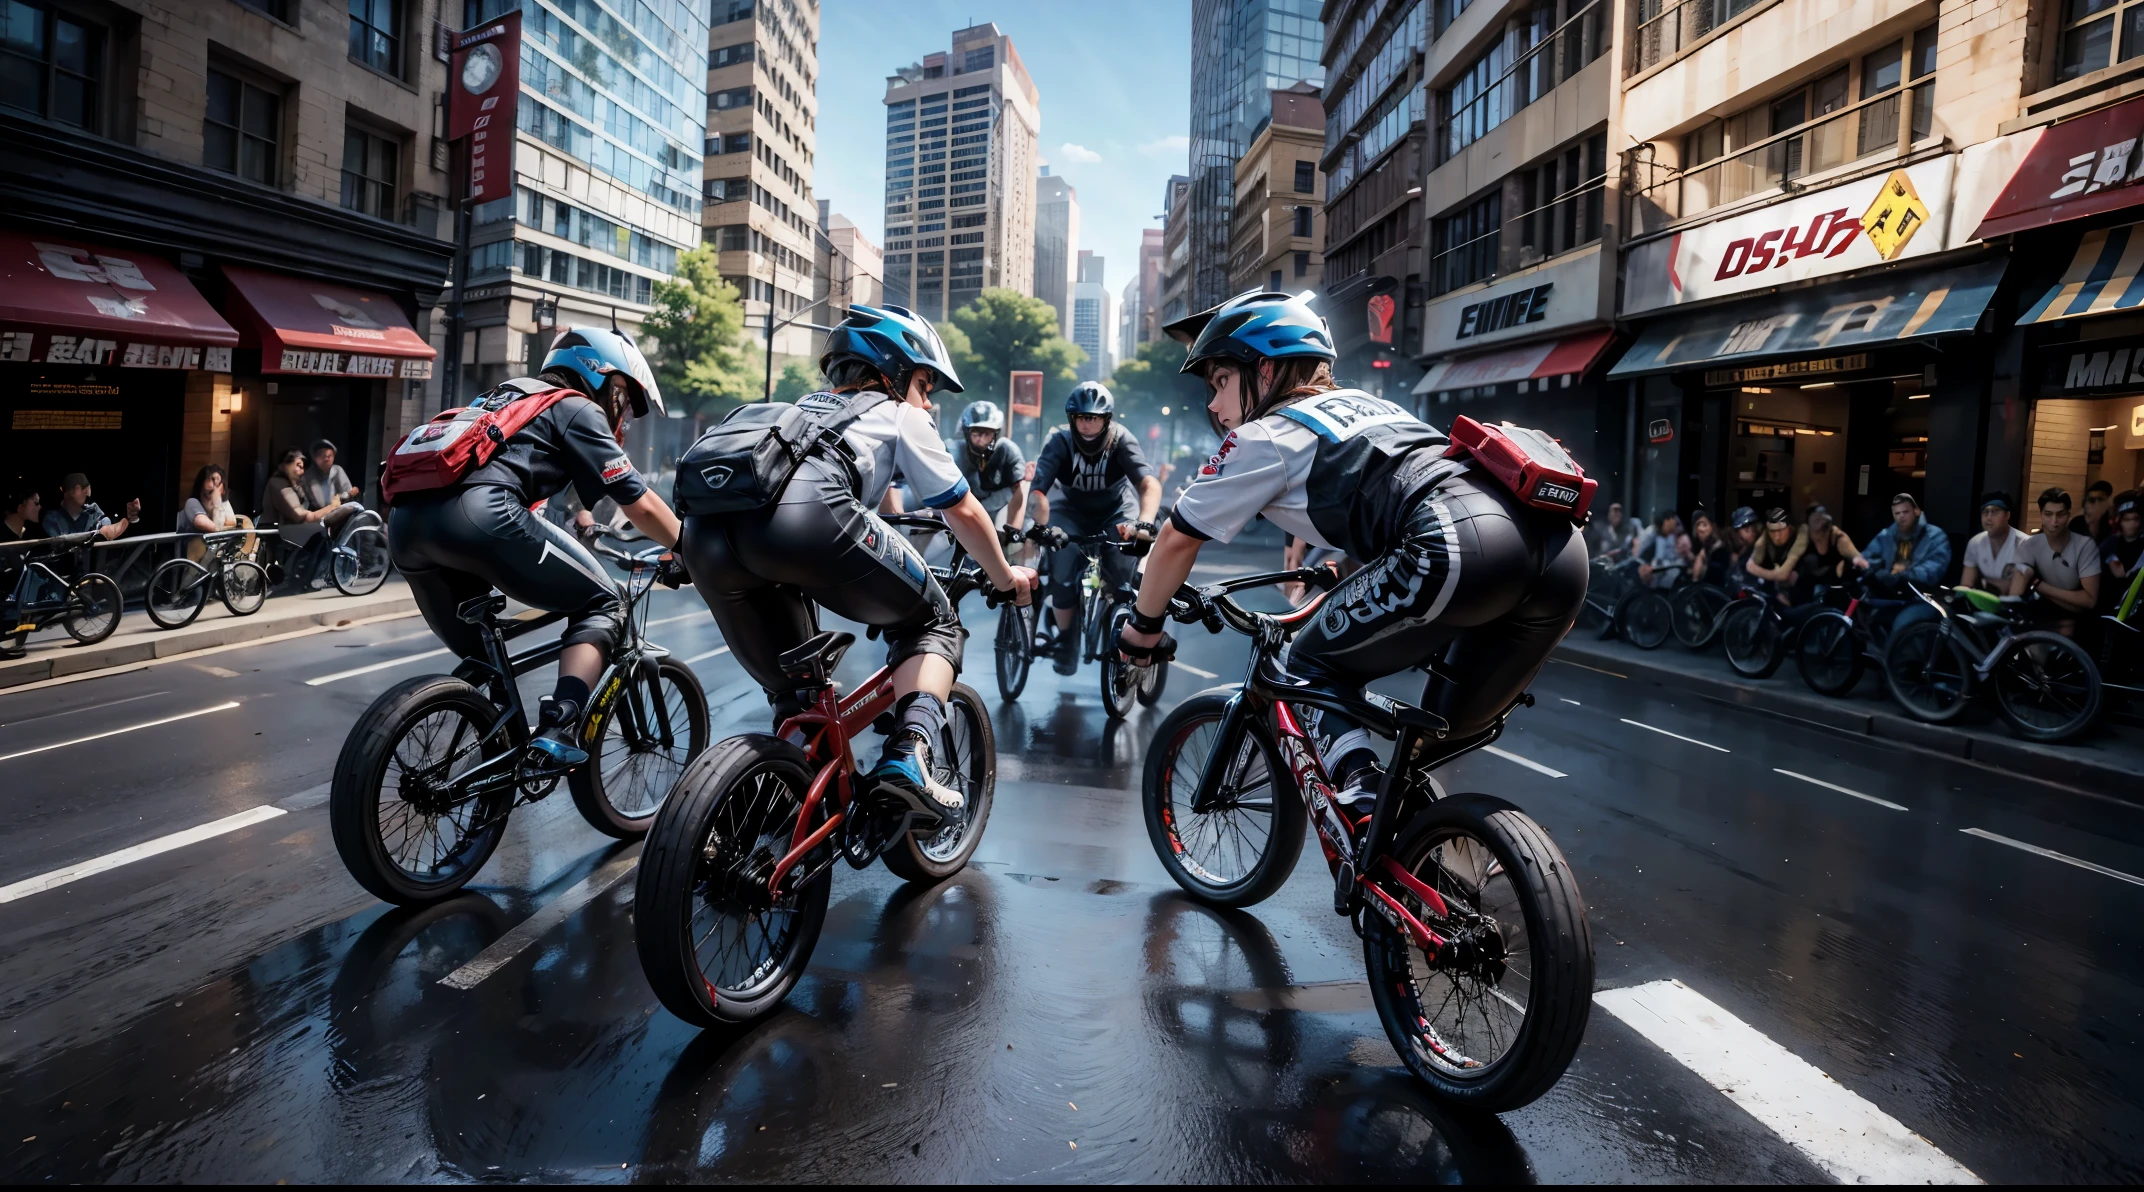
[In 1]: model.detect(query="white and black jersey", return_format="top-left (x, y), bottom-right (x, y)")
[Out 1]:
top-left (808, 392), bottom-right (971, 511)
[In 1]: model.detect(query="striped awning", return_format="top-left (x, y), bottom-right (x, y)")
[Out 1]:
top-left (2020, 222), bottom-right (2144, 324)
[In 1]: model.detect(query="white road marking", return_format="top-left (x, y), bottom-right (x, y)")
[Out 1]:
top-left (1558, 697), bottom-right (1582, 706)
top-left (647, 611), bottom-right (703, 628)
top-left (0, 806), bottom-right (288, 904)
top-left (1961, 828), bottom-right (2144, 888)
top-left (1551, 657), bottom-right (1627, 678)
top-left (277, 782), bottom-right (332, 811)
top-left (1482, 745), bottom-right (1566, 778)
top-left (438, 851), bottom-right (640, 989)
top-left (1775, 769), bottom-right (1907, 811)
top-left (0, 700), bottom-right (242, 763)
top-left (1596, 979), bottom-right (1980, 1184)
top-left (1619, 717), bottom-right (1730, 752)
top-left (194, 665), bottom-right (241, 679)
top-left (682, 645), bottom-right (731, 664)
top-left (0, 609), bottom-right (420, 696)
top-left (304, 647), bottom-right (452, 686)
top-left (1172, 661), bottom-right (1219, 679)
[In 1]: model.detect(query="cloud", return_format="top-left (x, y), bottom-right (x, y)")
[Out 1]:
top-left (1139, 135), bottom-right (1190, 158)
top-left (1058, 142), bottom-right (1104, 164)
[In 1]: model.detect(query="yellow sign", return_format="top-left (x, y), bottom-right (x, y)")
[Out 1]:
top-left (1861, 169), bottom-right (1931, 261)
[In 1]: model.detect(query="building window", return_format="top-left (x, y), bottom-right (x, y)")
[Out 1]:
top-left (711, 86), bottom-right (751, 111)
top-left (2055, 0), bottom-right (2144, 81)
top-left (1294, 250), bottom-right (1310, 277)
top-left (1431, 190), bottom-right (1501, 295)
top-left (1438, 0), bottom-right (1605, 163)
top-left (0, 1), bottom-right (102, 130)
top-left (205, 67), bottom-right (281, 186)
top-left (1293, 160), bottom-right (1315, 193)
top-left (1293, 206), bottom-right (1312, 236)
top-left (1269, 269), bottom-right (1283, 290)
top-left (340, 124), bottom-right (400, 220)
top-left (1859, 25), bottom-right (1937, 153)
top-left (1512, 132), bottom-right (1606, 267)
top-left (234, 0), bottom-right (293, 18)
top-left (349, 0), bottom-right (400, 77)
top-left (717, 1), bottom-right (752, 24)
top-left (962, 46), bottom-right (995, 73)
top-left (710, 43), bottom-right (753, 68)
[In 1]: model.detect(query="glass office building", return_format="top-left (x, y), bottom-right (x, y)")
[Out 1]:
top-left (1187, 0), bottom-right (1323, 309)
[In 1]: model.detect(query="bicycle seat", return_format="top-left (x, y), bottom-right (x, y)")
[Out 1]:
top-left (457, 593), bottom-right (508, 624)
top-left (1249, 653), bottom-right (1451, 739)
top-left (778, 630), bottom-right (854, 689)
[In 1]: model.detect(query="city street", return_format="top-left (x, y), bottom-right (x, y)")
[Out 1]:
top-left (0, 541), bottom-right (2137, 1183)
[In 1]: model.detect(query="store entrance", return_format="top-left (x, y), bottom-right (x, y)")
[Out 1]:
top-left (1704, 367), bottom-right (1930, 538)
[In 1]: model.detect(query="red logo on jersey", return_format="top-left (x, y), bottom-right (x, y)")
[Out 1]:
top-left (1200, 433), bottom-right (1239, 478)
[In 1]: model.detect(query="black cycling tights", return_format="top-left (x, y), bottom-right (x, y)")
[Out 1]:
top-left (678, 461), bottom-right (962, 713)
top-left (1288, 472), bottom-right (1588, 753)
top-left (388, 485), bottom-right (625, 665)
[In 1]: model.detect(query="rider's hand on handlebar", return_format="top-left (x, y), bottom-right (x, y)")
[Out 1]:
top-left (994, 564), bottom-right (1038, 606)
top-left (1116, 621), bottom-right (1171, 667)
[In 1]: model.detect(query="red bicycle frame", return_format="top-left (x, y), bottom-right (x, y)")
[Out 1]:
top-left (759, 664), bottom-right (899, 901)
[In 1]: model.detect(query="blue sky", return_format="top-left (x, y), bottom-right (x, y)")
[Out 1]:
top-left (814, 1), bottom-right (1193, 306)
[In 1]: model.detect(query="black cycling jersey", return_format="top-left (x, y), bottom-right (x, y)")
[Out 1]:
top-left (959, 438), bottom-right (1025, 503)
top-left (390, 486), bottom-right (625, 661)
top-left (1032, 425), bottom-right (1149, 519)
top-left (460, 387), bottom-right (649, 511)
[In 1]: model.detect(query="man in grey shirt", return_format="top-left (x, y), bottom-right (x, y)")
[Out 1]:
top-left (2014, 487), bottom-right (2101, 626)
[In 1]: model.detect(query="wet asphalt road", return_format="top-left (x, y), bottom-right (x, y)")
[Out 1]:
top-left (1, 540), bottom-right (2140, 1182)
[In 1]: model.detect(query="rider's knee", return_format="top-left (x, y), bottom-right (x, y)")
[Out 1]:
top-left (560, 600), bottom-right (625, 660)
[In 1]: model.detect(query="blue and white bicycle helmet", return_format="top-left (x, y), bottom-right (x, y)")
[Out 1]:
top-left (1164, 289), bottom-right (1336, 375)
top-left (819, 303), bottom-right (965, 394)
top-left (543, 327), bottom-right (665, 418)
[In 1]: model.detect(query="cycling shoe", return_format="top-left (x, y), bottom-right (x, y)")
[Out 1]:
top-left (527, 697), bottom-right (589, 767)
top-left (868, 735), bottom-right (963, 814)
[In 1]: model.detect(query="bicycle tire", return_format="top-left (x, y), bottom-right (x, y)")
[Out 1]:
top-left (1794, 610), bottom-right (1863, 697)
top-left (1670, 585), bottom-right (1729, 650)
top-left (994, 600), bottom-right (1032, 701)
top-left (569, 656), bottom-right (710, 839)
top-left (330, 675), bottom-right (513, 905)
top-left (884, 681), bottom-right (996, 881)
top-left (1137, 652), bottom-right (1170, 707)
top-left (1141, 691), bottom-right (1304, 908)
top-left (634, 734), bottom-right (832, 1027)
top-left (1991, 630), bottom-right (2103, 742)
top-left (221, 560), bottom-right (269, 616)
top-left (145, 558), bottom-right (209, 629)
top-left (63, 573), bottom-right (122, 644)
top-left (332, 526), bottom-right (392, 597)
top-left (1617, 588), bottom-right (1673, 650)
top-left (1721, 601), bottom-right (1784, 678)
top-left (1101, 606), bottom-right (1141, 719)
top-left (1364, 793), bottom-right (1593, 1112)
top-left (1882, 620), bottom-right (1975, 723)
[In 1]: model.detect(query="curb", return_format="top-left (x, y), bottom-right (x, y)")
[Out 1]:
top-left (1554, 639), bottom-right (2136, 798)
top-left (0, 590), bottom-right (418, 690)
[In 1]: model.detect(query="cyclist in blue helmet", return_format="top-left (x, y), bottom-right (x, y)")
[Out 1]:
top-left (675, 303), bottom-right (1036, 816)
top-left (1117, 290), bottom-right (1589, 813)
top-left (1027, 380), bottom-right (1163, 673)
top-left (387, 326), bottom-right (682, 767)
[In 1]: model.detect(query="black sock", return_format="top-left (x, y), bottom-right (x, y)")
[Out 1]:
top-left (551, 675), bottom-right (591, 712)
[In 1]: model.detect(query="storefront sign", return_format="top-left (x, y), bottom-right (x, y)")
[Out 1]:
top-left (1647, 418), bottom-right (1674, 443)
top-left (1366, 294), bottom-right (1396, 344)
top-left (11, 409), bottom-right (122, 431)
top-left (0, 329), bottom-right (232, 370)
top-left (1458, 285), bottom-right (1550, 338)
top-left (1422, 248), bottom-right (1604, 353)
top-left (1624, 157), bottom-right (1957, 315)
top-left (450, 11), bottom-right (523, 205)
top-left (276, 349), bottom-right (432, 379)
top-left (1975, 91), bottom-right (2144, 239)
top-left (1703, 355), bottom-right (1869, 385)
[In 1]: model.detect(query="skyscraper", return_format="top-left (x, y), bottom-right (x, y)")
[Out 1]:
top-left (1033, 168), bottom-right (1079, 337)
top-left (881, 23), bottom-right (1041, 322)
top-left (705, 0), bottom-right (822, 360)
top-left (1073, 250), bottom-right (1111, 381)
top-left (1135, 227), bottom-right (1165, 347)
top-left (1187, 0), bottom-right (1324, 309)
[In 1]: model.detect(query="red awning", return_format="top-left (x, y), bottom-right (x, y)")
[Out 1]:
top-left (1975, 92), bottom-right (2144, 240)
top-left (0, 230), bottom-right (238, 369)
top-left (222, 265), bottom-right (436, 379)
top-left (1414, 329), bottom-right (1615, 394)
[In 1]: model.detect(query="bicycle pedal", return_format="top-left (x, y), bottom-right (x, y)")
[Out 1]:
top-left (12, 623), bottom-right (34, 634)
top-left (1333, 859), bottom-right (1360, 917)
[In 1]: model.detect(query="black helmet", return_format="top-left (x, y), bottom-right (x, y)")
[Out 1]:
top-left (1729, 506), bottom-right (1758, 530)
top-left (1065, 381), bottom-right (1114, 418)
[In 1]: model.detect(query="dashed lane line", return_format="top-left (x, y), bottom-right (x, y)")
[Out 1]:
top-left (0, 700), bottom-right (242, 763)
top-left (304, 647), bottom-right (452, 686)
top-left (1172, 661), bottom-right (1219, 679)
top-left (682, 645), bottom-right (731, 664)
top-left (1595, 979), bottom-right (1981, 1184)
top-left (0, 805), bottom-right (288, 904)
top-left (1775, 768), bottom-right (1908, 811)
top-left (1551, 657), bottom-right (1626, 679)
top-left (437, 850), bottom-right (640, 990)
top-left (1482, 745), bottom-right (1566, 778)
top-left (1962, 828), bottom-right (2144, 888)
top-left (1619, 717), bottom-right (1731, 752)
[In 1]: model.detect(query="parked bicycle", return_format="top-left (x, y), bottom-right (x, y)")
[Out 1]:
top-left (329, 529), bottom-right (708, 905)
top-left (1883, 586), bottom-right (2102, 742)
top-left (2, 533), bottom-right (122, 647)
top-left (1792, 570), bottom-right (1920, 696)
top-left (634, 514), bottom-right (1011, 1026)
top-left (1577, 556), bottom-right (1671, 649)
top-left (145, 529), bottom-right (269, 628)
top-left (1715, 578), bottom-right (1828, 679)
top-left (1140, 565), bottom-right (1592, 1111)
top-left (1032, 527), bottom-right (1165, 717)
top-left (277, 506), bottom-right (392, 597)
top-left (2094, 564), bottom-right (2144, 718)
top-left (1668, 579), bottom-right (1739, 650)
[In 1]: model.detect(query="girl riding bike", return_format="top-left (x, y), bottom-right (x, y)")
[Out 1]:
top-left (387, 327), bottom-right (682, 767)
top-left (1116, 290), bottom-right (1590, 812)
top-left (674, 304), bottom-right (1036, 818)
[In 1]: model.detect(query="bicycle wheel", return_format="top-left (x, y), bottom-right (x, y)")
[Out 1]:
top-left (1141, 691), bottom-right (1304, 908)
top-left (1616, 589), bottom-right (1673, 650)
top-left (1794, 610), bottom-right (1862, 697)
top-left (994, 600), bottom-right (1033, 701)
top-left (1720, 602), bottom-right (1784, 678)
top-left (1992, 630), bottom-right (2103, 742)
top-left (62, 573), bottom-right (122, 644)
top-left (145, 559), bottom-right (209, 629)
top-left (634, 734), bottom-right (832, 1027)
top-left (221, 560), bottom-right (269, 616)
top-left (1100, 604), bottom-right (1142, 719)
top-left (1364, 793), bottom-right (1593, 1112)
top-left (332, 526), bottom-right (392, 596)
top-left (329, 675), bottom-right (513, 905)
top-left (1882, 620), bottom-right (1975, 722)
top-left (1137, 649), bottom-right (1170, 707)
top-left (1669, 585), bottom-right (1729, 649)
top-left (569, 656), bottom-right (709, 839)
top-left (884, 681), bottom-right (996, 881)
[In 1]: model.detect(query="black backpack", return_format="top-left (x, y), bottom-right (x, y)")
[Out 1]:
top-left (672, 390), bottom-right (892, 515)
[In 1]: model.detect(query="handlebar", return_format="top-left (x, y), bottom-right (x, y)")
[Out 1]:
top-left (1165, 566), bottom-right (1342, 638)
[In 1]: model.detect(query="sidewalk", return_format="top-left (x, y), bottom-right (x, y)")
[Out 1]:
top-left (1, 581), bottom-right (417, 691)
top-left (1555, 634), bottom-right (2140, 799)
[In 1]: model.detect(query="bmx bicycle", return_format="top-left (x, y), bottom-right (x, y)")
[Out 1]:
top-left (1882, 585), bottom-right (2102, 742)
top-left (145, 528), bottom-right (269, 628)
top-left (1, 532), bottom-right (123, 647)
top-left (329, 529), bottom-right (709, 904)
top-left (1140, 565), bottom-right (1592, 1111)
top-left (1577, 556), bottom-right (1672, 649)
top-left (634, 514), bottom-right (1014, 1026)
top-left (1032, 526), bottom-right (1166, 718)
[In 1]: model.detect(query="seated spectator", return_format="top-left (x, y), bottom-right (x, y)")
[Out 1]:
top-left (1796, 504), bottom-right (1860, 599)
top-left (1586, 501), bottom-right (1637, 562)
top-left (1635, 509), bottom-right (1691, 588)
top-left (1855, 492), bottom-right (1952, 634)
top-left (2, 488), bottom-right (49, 659)
top-left (2074, 479), bottom-right (2115, 542)
top-left (40, 472), bottom-right (138, 541)
top-left (1744, 507), bottom-right (1809, 603)
top-left (2014, 487), bottom-right (2101, 628)
top-left (179, 464), bottom-right (241, 534)
top-left (264, 449), bottom-right (360, 588)
top-left (1960, 492), bottom-right (2024, 594)
top-left (1688, 508), bottom-right (1736, 586)
top-left (1724, 506), bottom-right (1761, 584)
top-left (304, 439), bottom-right (363, 510)
top-left (2100, 491), bottom-right (2142, 609)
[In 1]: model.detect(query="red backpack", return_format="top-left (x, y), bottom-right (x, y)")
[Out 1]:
top-left (1445, 415), bottom-right (1598, 523)
top-left (381, 381), bottom-right (578, 504)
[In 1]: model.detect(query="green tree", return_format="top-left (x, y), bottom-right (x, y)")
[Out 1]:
top-left (1110, 336), bottom-right (1211, 456)
top-left (945, 289), bottom-right (1084, 402)
top-left (771, 360), bottom-right (817, 403)
top-left (644, 243), bottom-right (751, 416)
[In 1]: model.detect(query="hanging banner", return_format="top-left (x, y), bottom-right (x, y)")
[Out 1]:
top-left (450, 10), bottom-right (521, 204)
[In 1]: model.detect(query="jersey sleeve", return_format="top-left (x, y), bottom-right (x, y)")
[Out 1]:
top-left (892, 404), bottom-right (970, 509)
top-left (1169, 425), bottom-right (1289, 544)
top-left (1113, 432), bottom-right (1153, 485)
top-left (555, 397), bottom-right (649, 507)
top-left (998, 439), bottom-right (1026, 475)
top-left (1030, 431), bottom-right (1067, 493)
